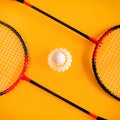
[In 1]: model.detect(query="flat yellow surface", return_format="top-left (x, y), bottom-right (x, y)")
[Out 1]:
top-left (0, 0), bottom-right (120, 120)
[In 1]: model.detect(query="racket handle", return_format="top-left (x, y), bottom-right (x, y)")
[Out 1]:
top-left (97, 117), bottom-right (106, 120)
top-left (29, 80), bottom-right (106, 120)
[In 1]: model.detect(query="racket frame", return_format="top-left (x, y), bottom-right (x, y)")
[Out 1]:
top-left (0, 20), bottom-right (28, 95)
top-left (92, 25), bottom-right (120, 101)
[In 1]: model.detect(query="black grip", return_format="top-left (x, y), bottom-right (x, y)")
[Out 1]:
top-left (97, 116), bottom-right (107, 120)
top-left (16, 0), bottom-right (24, 3)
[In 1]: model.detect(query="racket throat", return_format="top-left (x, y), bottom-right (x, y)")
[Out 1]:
top-left (89, 37), bottom-right (99, 44)
top-left (21, 75), bottom-right (31, 82)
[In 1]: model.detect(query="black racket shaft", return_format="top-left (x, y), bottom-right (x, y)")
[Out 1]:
top-left (16, 0), bottom-right (98, 44)
top-left (30, 80), bottom-right (105, 120)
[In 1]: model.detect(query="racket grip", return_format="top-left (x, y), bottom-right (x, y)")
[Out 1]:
top-left (97, 117), bottom-right (107, 120)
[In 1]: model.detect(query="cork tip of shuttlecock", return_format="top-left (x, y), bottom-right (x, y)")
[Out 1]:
top-left (48, 48), bottom-right (72, 72)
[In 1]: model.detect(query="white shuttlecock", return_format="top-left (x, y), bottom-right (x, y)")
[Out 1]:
top-left (48, 48), bottom-right (72, 72)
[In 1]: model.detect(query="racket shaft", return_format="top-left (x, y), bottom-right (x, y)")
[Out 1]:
top-left (30, 80), bottom-right (106, 120)
top-left (16, 0), bottom-right (98, 44)
top-left (31, 6), bottom-right (89, 39)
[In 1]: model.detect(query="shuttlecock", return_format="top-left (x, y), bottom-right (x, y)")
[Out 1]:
top-left (48, 48), bottom-right (72, 72)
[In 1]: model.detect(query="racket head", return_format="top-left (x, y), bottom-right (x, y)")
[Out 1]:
top-left (0, 21), bottom-right (28, 95)
top-left (93, 25), bottom-right (120, 100)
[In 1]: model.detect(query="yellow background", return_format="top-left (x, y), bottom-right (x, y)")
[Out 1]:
top-left (0, 0), bottom-right (120, 120)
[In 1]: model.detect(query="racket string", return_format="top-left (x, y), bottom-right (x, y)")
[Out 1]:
top-left (0, 24), bottom-right (25, 92)
top-left (95, 29), bottom-right (120, 97)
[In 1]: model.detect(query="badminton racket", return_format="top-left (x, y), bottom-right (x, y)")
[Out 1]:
top-left (16, 0), bottom-right (120, 101)
top-left (0, 21), bottom-right (106, 120)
